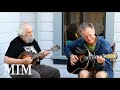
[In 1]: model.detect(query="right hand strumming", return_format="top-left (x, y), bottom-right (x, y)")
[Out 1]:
top-left (70, 54), bottom-right (79, 66)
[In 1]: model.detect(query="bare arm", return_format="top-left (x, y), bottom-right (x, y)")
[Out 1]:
top-left (4, 56), bottom-right (32, 65)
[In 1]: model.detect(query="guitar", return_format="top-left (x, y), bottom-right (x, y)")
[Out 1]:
top-left (67, 47), bottom-right (118, 74)
top-left (18, 45), bottom-right (60, 66)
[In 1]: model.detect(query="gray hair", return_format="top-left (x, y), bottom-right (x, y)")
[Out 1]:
top-left (78, 22), bottom-right (95, 34)
top-left (17, 23), bottom-right (32, 36)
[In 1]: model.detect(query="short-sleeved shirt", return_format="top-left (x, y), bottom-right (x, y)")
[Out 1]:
top-left (5, 36), bottom-right (41, 65)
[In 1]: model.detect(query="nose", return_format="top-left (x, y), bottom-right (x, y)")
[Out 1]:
top-left (86, 36), bottom-right (91, 40)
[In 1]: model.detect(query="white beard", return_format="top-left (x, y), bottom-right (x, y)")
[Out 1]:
top-left (25, 36), bottom-right (34, 44)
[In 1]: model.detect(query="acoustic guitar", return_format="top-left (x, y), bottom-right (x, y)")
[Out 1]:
top-left (18, 45), bottom-right (60, 66)
top-left (67, 47), bottom-right (118, 74)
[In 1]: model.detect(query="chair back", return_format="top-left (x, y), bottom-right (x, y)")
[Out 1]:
top-left (111, 43), bottom-right (116, 67)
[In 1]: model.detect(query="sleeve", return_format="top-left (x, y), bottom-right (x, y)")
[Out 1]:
top-left (64, 39), bottom-right (82, 58)
top-left (34, 40), bottom-right (41, 53)
top-left (96, 42), bottom-right (113, 71)
top-left (5, 41), bottom-right (18, 58)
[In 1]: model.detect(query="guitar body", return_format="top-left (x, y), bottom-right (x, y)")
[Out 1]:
top-left (67, 47), bottom-right (95, 74)
top-left (67, 47), bottom-right (118, 74)
top-left (18, 51), bottom-right (39, 66)
top-left (67, 59), bottom-right (95, 74)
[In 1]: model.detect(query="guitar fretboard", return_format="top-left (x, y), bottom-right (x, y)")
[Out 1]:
top-left (82, 56), bottom-right (97, 62)
top-left (81, 53), bottom-right (117, 62)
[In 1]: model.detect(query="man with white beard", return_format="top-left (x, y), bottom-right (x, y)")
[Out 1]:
top-left (4, 23), bottom-right (60, 78)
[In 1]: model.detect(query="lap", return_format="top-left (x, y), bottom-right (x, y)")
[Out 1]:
top-left (79, 69), bottom-right (108, 78)
top-left (10, 64), bottom-right (60, 78)
top-left (32, 64), bottom-right (60, 78)
top-left (10, 68), bottom-right (41, 78)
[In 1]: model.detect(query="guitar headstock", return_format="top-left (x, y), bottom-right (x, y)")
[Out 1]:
top-left (103, 53), bottom-right (118, 60)
top-left (50, 45), bottom-right (60, 51)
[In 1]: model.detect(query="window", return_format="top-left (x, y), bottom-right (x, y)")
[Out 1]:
top-left (63, 12), bottom-right (106, 54)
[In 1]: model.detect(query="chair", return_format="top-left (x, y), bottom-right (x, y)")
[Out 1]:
top-left (111, 43), bottom-right (115, 53)
top-left (111, 43), bottom-right (116, 67)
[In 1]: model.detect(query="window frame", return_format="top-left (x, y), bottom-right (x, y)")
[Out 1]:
top-left (51, 12), bottom-right (67, 62)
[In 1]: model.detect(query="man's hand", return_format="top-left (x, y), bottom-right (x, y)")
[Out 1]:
top-left (40, 50), bottom-right (50, 60)
top-left (97, 56), bottom-right (105, 64)
top-left (22, 57), bottom-right (32, 65)
top-left (70, 54), bottom-right (79, 66)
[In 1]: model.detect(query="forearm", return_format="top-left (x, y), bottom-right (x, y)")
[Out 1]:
top-left (4, 56), bottom-right (24, 64)
top-left (39, 55), bottom-right (45, 60)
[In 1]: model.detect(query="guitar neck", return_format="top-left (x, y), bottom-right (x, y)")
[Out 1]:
top-left (82, 53), bottom-right (117, 62)
top-left (83, 56), bottom-right (97, 62)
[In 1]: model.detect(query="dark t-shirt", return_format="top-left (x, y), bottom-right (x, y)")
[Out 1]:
top-left (5, 36), bottom-right (41, 65)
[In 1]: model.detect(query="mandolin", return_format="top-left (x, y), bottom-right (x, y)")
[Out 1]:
top-left (18, 45), bottom-right (60, 66)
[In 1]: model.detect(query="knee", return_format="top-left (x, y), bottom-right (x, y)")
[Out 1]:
top-left (95, 71), bottom-right (107, 78)
top-left (32, 73), bottom-right (41, 78)
top-left (53, 68), bottom-right (60, 78)
top-left (78, 70), bottom-right (89, 78)
top-left (31, 70), bottom-right (41, 78)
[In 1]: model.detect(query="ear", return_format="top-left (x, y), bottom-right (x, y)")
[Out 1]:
top-left (17, 28), bottom-right (23, 36)
top-left (19, 30), bottom-right (23, 36)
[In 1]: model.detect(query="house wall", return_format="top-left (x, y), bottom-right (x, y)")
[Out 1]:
top-left (0, 12), bottom-right (20, 78)
top-left (113, 12), bottom-right (120, 78)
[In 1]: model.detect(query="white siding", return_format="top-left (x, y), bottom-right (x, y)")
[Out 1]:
top-left (0, 12), bottom-right (20, 78)
top-left (39, 32), bottom-right (53, 41)
top-left (0, 12), bottom-right (20, 23)
top-left (37, 12), bottom-right (54, 65)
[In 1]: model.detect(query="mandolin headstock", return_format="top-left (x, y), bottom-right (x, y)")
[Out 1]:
top-left (50, 45), bottom-right (60, 51)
